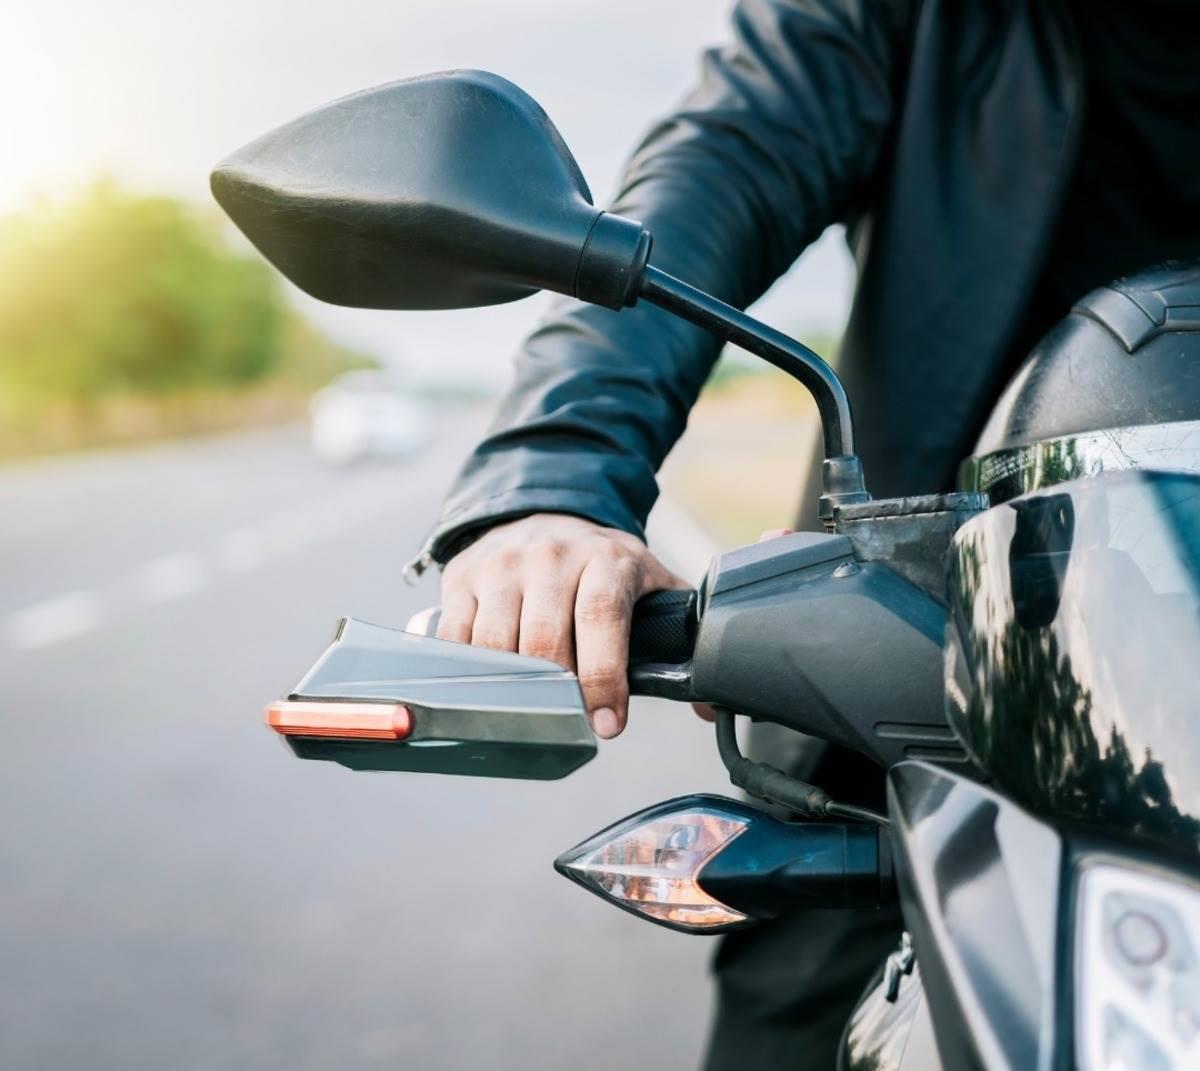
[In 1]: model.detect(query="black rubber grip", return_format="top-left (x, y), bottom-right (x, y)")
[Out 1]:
top-left (628, 589), bottom-right (697, 665)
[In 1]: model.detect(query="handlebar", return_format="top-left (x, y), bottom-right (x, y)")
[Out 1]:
top-left (628, 588), bottom-right (697, 666)
top-left (407, 588), bottom-right (699, 699)
top-left (411, 587), bottom-right (698, 672)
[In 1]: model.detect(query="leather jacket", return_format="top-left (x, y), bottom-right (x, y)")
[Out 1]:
top-left (414, 0), bottom-right (1080, 569)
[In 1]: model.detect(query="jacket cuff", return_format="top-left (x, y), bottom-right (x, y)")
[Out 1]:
top-left (426, 485), bottom-right (649, 566)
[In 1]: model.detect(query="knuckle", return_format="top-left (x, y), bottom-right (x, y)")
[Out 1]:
top-left (435, 606), bottom-right (473, 642)
top-left (521, 621), bottom-right (566, 657)
top-left (473, 628), bottom-right (514, 652)
top-left (529, 537), bottom-right (571, 564)
top-left (592, 541), bottom-right (645, 581)
top-left (494, 546), bottom-right (524, 572)
top-left (581, 660), bottom-right (625, 691)
top-left (436, 620), bottom-right (468, 643)
top-left (610, 555), bottom-right (642, 587)
top-left (441, 557), bottom-right (469, 587)
top-left (591, 537), bottom-right (631, 564)
top-left (576, 588), bottom-right (624, 623)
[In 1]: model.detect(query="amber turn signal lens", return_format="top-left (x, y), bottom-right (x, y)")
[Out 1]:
top-left (265, 700), bottom-right (413, 740)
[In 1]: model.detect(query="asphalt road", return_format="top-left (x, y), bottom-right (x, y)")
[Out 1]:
top-left (0, 411), bottom-right (731, 1070)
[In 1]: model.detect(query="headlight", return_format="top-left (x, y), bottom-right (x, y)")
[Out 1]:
top-left (1075, 862), bottom-right (1200, 1069)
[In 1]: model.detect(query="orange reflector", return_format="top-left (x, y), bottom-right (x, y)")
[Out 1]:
top-left (266, 700), bottom-right (413, 741)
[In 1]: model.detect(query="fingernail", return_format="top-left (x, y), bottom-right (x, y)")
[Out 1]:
top-left (593, 707), bottom-right (620, 739)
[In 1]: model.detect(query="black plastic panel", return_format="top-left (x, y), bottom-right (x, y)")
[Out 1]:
top-left (693, 535), bottom-right (961, 767)
top-left (888, 763), bottom-right (1062, 1071)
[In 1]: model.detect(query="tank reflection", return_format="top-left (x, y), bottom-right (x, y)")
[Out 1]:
top-left (946, 471), bottom-right (1200, 850)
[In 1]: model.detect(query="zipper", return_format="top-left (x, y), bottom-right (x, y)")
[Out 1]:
top-left (402, 543), bottom-right (436, 585)
top-left (403, 519), bottom-right (501, 584)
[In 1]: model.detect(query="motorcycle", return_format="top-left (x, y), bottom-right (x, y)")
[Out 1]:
top-left (213, 70), bottom-right (1200, 1070)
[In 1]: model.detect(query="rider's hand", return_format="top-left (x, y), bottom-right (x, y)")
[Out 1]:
top-left (424, 513), bottom-right (687, 739)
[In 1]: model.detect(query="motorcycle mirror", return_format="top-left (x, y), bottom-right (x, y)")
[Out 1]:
top-left (211, 70), bottom-right (652, 312)
top-left (215, 69), bottom-right (869, 511)
top-left (267, 617), bottom-right (596, 780)
top-left (555, 794), bottom-right (894, 934)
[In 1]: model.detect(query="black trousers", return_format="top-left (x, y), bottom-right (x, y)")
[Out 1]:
top-left (701, 742), bottom-right (903, 1071)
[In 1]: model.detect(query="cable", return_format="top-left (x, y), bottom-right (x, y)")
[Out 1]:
top-left (715, 709), bottom-right (890, 828)
top-left (825, 801), bottom-right (891, 829)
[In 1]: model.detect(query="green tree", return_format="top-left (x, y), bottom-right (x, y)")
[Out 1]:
top-left (0, 181), bottom-right (283, 402)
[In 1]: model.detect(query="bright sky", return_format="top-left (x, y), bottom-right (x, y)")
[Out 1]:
top-left (2, 0), bottom-right (854, 384)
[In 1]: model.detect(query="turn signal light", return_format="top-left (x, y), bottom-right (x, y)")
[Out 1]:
top-left (265, 700), bottom-right (413, 740)
top-left (555, 794), bottom-right (894, 934)
top-left (555, 798), bottom-right (751, 933)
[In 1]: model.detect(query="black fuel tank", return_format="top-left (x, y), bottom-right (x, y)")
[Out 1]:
top-left (945, 471), bottom-right (1200, 850)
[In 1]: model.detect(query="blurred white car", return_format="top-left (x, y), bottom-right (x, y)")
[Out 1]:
top-left (309, 371), bottom-right (433, 464)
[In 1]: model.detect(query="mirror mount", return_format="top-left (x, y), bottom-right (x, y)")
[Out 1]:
top-left (575, 212), bottom-right (653, 310)
top-left (634, 264), bottom-right (867, 520)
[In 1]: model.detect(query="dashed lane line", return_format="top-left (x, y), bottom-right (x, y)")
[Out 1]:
top-left (137, 552), bottom-right (208, 604)
top-left (5, 592), bottom-right (104, 652)
top-left (3, 479), bottom-right (409, 652)
top-left (4, 489), bottom-right (720, 654)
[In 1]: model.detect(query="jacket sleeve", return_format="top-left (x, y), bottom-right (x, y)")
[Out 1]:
top-left (423, 0), bottom-right (913, 564)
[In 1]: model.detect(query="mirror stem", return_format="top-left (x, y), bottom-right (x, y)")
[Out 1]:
top-left (638, 264), bottom-right (869, 519)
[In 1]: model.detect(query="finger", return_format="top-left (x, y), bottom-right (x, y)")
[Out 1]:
top-left (758, 527), bottom-right (794, 542)
top-left (518, 575), bottom-right (579, 671)
top-left (435, 588), bottom-right (477, 644)
top-left (471, 584), bottom-right (523, 652)
top-left (574, 557), bottom-right (635, 738)
top-left (691, 702), bottom-right (717, 723)
top-left (406, 605), bottom-right (440, 636)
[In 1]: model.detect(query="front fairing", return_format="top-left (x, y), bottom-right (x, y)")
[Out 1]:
top-left (945, 470), bottom-right (1200, 850)
top-left (867, 762), bottom-right (1200, 1071)
top-left (881, 763), bottom-right (1063, 1071)
top-left (842, 959), bottom-right (942, 1071)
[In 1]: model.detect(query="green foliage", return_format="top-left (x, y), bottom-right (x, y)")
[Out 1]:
top-left (272, 312), bottom-right (376, 388)
top-left (0, 181), bottom-right (284, 402)
top-left (0, 182), bottom-right (376, 459)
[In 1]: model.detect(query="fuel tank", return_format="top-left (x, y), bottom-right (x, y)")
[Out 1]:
top-left (945, 471), bottom-right (1200, 849)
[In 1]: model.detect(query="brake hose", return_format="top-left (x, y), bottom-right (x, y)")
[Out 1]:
top-left (714, 709), bottom-right (890, 828)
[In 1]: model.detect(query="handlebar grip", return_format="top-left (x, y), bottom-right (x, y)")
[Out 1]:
top-left (628, 588), bottom-right (697, 665)
top-left (410, 590), bottom-right (698, 667)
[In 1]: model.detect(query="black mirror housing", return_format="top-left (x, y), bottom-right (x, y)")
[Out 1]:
top-left (212, 70), bottom-right (650, 311)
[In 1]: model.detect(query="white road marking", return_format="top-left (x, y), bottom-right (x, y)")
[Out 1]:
top-left (217, 527), bottom-right (267, 573)
top-left (5, 591), bottom-right (103, 651)
top-left (4, 474), bottom-right (409, 651)
top-left (215, 482), bottom-right (398, 569)
top-left (137, 552), bottom-right (207, 603)
top-left (3, 470), bottom-right (718, 652)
